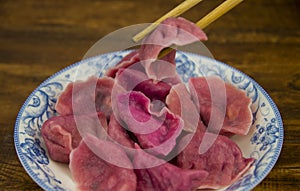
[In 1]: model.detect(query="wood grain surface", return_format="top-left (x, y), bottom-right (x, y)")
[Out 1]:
top-left (0, 0), bottom-right (299, 190)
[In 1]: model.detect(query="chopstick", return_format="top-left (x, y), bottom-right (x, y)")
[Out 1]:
top-left (158, 0), bottom-right (244, 58)
top-left (196, 0), bottom-right (244, 29)
top-left (132, 0), bottom-right (204, 42)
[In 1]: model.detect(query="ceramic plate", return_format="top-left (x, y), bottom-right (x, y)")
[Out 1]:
top-left (14, 51), bottom-right (283, 191)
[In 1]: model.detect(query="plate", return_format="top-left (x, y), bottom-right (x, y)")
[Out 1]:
top-left (14, 51), bottom-right (283, 191)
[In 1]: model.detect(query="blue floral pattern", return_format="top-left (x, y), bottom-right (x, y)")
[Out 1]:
top-left (22, 82), bottom-right (63, 137)
top-left (14, 51), bottom-right (283, 191)
top-left (176, 53), bottom-right (197, 82)
top-left (251, 118), bottom-right (279, 151)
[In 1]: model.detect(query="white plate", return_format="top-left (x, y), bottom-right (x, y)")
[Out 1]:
top-left (14, 51), bottom-right (283, 191)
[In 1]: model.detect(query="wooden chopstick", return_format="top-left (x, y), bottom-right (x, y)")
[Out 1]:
top-left (132, 0), bottom-right (204, 42)
top-left (196, 0), bottom-right (244, 29)
top-left (158, 0), bottom-right (244, 58)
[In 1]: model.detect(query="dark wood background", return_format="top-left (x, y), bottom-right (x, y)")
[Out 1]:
top-left (0, 0), bottom-right (299, 190)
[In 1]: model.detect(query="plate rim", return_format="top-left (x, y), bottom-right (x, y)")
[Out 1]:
top-left (14, 50), bottom-right (284, 191)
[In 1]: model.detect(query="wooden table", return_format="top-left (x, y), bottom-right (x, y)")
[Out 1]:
top-left (0, 0), bottom-right (299, 190)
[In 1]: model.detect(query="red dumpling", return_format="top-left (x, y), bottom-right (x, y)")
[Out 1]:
top-left (105, 50), bottom-right (141, 78)
top-left (166, 83), bottom-right (201, 133)
top-left (177, 123), bottom-right (255, 189)
top-left (189, 76), bottom-right (253, 136)
top-left (139, 17), bottom-right (207, 80)
top-left (69, 135), bottom-right (137, 191)
top-left (55, 76), bottom-right (114, 118)
top-left (133, 144), bottom-right (208, 191)
top-left (41, 112), bottom-right (107, 163)
top-left (116, 91), bottom-right (183, 156)
top-left (114, 67), bottom-right (172, 102)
